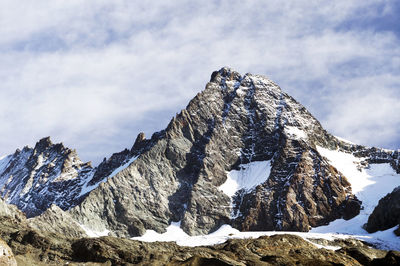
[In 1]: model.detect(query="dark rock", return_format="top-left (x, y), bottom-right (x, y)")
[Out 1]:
top-left (394, 226), bottom-right (400, 236)
top-left (365, 186), bottom-right (400, 233)
top-left (343, 199), bottom-right (362, 220)
top-left (179, 256), bottom-right (233, 266)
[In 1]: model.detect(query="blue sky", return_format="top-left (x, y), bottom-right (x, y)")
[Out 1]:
top-left (0, 1), bottom-right (399, 164)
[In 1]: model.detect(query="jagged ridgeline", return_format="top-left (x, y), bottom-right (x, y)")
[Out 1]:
top-left (0, 67), bottom-right (399, 238)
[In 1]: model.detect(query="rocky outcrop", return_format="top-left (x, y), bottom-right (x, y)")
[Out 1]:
top-left (0, 198), bottom-right (26, 223)
top-left (28, 204), bottom-right (87, 238)
top-left (69, 67), bottom-right (362, 237)
top-left (0, 221), bottom-right (395, 266)
top-left (365, 186), bottom-right (400, 234)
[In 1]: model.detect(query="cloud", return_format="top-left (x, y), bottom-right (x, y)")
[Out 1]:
top-left (0, 0), bottom-right (399, 163)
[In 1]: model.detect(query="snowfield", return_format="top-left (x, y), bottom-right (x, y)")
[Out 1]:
top-left (219, 160), bottom-right (271, 197)
top-left (132, 148), bottom-right (400, 251)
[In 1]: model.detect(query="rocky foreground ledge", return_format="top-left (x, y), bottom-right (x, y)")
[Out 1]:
top-left (0, 214), bottom-right (399, 266)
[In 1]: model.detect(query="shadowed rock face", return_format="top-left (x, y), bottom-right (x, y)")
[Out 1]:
top-left (68, 67), bottom-right (365, 237)
top-left (365, 186), bottom-right (400, 234)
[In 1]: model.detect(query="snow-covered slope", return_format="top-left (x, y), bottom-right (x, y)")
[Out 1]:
top-left (311, 147), bottom-right (400, 250)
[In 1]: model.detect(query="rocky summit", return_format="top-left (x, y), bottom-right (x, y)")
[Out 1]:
top-left (67, 67), bottom-right (400, 237)
top-left (0, 67), bottom-right (400, 264)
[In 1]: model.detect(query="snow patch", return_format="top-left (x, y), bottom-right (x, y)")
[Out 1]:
top-left (78, 223), bottom-right (110, 238)
top-left (219, 160), bottom-right (271, 197)
top-left (312, 146), bottom-right (400, 250)
top-left (284, 126), bottom-right (307, 140)
top-left (132, 221), bottom-right (189, 243)
top-left (133, 223), bottom-right (351, 250)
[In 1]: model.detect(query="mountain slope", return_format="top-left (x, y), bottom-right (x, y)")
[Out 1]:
top-left (0, 136), bottom-right (142, 218)
top-left (0, 137), bottom-right (94, 217)
top-left (1, 67), bottom-right (399, 240)
top-left (68, 67), bottom-right (396, 237)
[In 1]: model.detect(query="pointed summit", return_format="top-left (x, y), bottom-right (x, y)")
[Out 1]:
top-left (34, 136), bottom-right (53, 150)
top-left (69, 68), bottom-right (369, 237)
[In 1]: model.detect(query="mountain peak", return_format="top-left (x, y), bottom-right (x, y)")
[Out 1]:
top-left (69, 69), bottom-right (363, 237)
top-left (35, 136), bottom-right (53, 150)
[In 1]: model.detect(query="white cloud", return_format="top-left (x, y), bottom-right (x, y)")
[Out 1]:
top-left (0, 0), bottom-right (399, 163)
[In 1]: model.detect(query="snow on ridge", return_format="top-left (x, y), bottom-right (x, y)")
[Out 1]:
top-left (79, 155), bottom-right (139, 196)
top-left (219, 160), bottom-right (271, 197)
top-left (334, 136), bottom-right (355, 145)
top-left (132, 221), bottom-right (400, 251)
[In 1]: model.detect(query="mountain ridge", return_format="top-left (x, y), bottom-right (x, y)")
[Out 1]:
top-left (0, 67), bottom-right (399, 241)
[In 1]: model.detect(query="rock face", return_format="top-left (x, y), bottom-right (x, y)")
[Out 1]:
top-left (365, 186), bottom-right (400, 234)
top-left (69, 67), bottom-right (366, 237)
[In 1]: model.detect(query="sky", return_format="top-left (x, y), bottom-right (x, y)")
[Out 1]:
top-left (0, 1), bottom-right (399, 165)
